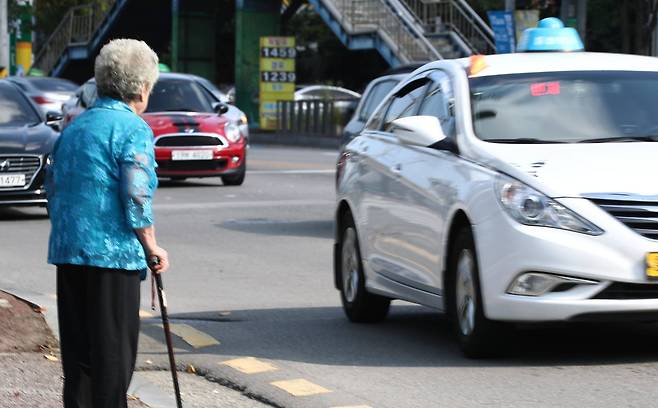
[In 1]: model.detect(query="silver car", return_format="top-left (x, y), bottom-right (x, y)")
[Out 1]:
top-left (6, 76), bottom-right (78, 114)
top-left (335, 52), bottom-right (658, 357)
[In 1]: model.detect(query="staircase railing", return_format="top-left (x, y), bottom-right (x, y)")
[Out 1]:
top-left (330, 0), bottom-right (442, 63)
top-left (33, 0), bottom-right (116, 75)
top-left (401, 0), bottom-right (495, 54)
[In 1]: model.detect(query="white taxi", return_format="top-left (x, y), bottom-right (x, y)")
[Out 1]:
top-left (334, 18), bottom-right (658, 356)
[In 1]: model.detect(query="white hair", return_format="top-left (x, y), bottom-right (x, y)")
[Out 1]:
top-left (94, 39), bottom-right (159, 102)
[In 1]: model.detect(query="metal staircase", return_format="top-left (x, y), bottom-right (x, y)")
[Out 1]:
top-left (309, 0), bottom-right (495, 66)
top-left (32, 0), bottom-right (127, 77)
top-left (34, 0), bottom-right (495, 76)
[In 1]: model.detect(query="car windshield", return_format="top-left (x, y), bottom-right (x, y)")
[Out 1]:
top-left (0, 85), bottom-right (41, 126)
top-left (470, 71), bottom-right (658, 143)
top-left (146, 79), bottom-right (214, 113)
top-left (29, 78), bottom-right (78, 93)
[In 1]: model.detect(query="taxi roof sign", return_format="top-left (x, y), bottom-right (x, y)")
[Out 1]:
top-left (517, 17), bottom-right (584, 53)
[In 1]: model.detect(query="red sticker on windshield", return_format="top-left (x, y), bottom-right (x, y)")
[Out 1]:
top-left (531, 82), bottom-right (560, 96)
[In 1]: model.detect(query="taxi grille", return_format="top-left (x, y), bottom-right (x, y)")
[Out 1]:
top-left (593, 282), bottom-right (658, 299)
top-left (0, 156), bottom-right (41, 189)
top-left (590, 198), bottom-right (658, 240)
top-left (155, 135), bottom-right (225, 147)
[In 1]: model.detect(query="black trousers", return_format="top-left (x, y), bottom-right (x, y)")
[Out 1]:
top-left (57, 264), bottom-right (141, 408)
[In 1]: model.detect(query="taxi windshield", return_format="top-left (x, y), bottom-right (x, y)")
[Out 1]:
top-left (470, 71), bottom-right (658, 143)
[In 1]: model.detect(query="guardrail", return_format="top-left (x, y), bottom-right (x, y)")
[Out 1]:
top-left (33, 0), bottom-right (116, 74)
top-left (276, 99), bottom-right (358, 137)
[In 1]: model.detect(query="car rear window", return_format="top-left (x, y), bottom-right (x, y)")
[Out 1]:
top-left (28, 78), bottom-right (78, 93)
top-left (0, 85), bottom-right (41, 126)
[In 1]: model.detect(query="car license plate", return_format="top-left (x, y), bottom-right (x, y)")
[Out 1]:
top-left (646, 253), bottom-right (658, 278)
top-left (171, 150), bottom-right (213, 161)
top-left (0, 174), bottom-right (26, 187)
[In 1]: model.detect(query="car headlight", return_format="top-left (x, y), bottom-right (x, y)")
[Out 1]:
top-left (45, 155), bottom-right (53, 166)
top-left (239, 113), bottom-right (248, 126)
top-left (495, 176), bottom-right (603, 235)
top-left (224, 122), bottom-right (241, 143)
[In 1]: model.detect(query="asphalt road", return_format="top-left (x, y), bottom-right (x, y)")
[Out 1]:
top-left (4, 145), bottom-right (658, 408)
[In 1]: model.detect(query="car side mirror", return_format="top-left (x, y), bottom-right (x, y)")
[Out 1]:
top-left (390, 116), bottom-right (447, 147)
top-left (46, 111), bottom-right (63, 131)
top-left (212, 102), bottom-right (229, 115)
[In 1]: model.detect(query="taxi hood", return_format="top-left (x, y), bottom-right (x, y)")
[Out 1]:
top-left (482, 142), bottom-right (658, 198)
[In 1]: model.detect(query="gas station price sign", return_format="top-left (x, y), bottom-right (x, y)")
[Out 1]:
top-left (259, 36), bottom-right (296, 130)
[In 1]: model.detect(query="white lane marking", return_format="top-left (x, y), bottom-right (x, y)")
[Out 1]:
top-left (153, 199), bottom-right (334, 211)
top-left (248, 169), bottom-right (335, 175)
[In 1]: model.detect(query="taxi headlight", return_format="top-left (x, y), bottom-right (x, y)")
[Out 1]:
top-left (495, 176), bottom-right (603, 235)
top-left (224, 123), bottom-right (241, 143)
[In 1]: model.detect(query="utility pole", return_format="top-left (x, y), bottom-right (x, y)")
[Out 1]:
top-left (505, 0), bottom-right (515, 12)
top-left (0, 0), bottom-right (8, 77)
top-left (171, 0), bottom-right (178, 72)
top-left (576, 0), bottom-right (587, 42)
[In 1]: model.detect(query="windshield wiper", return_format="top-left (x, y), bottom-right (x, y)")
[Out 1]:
top-left (577, 135), bottom-right (658, 143)
top-left (160, 108), bottom-right (196, 112)
top-left (485, 138), bottom-right (570, 144)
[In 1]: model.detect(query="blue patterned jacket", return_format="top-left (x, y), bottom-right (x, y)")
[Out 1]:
top-left (47, 97), bottom-right (157, 272)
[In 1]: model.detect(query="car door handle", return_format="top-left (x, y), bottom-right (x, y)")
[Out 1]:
top-left (391, 164), bottom-right (402, 175)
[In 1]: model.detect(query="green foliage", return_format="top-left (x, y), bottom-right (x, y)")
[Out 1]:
top-left (8, 0), bottom-right (33, 34)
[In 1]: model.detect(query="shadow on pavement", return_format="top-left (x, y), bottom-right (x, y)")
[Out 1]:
top-left (0, 207), bottom-right (49, 221)
top-left (217, 219), bottom-right (334, 239)
top-left (140, 304), bottom-right (658, 368)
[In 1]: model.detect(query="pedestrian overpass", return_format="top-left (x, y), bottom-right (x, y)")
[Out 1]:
top-left (31, 0), bottom-right (494, 122)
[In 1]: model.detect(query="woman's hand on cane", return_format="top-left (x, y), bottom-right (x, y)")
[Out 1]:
top-left (147, 246), bottom-right (170, 274)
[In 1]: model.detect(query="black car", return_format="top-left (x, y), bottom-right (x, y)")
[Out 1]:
top-left (0, 80), bottom-right (61, 208)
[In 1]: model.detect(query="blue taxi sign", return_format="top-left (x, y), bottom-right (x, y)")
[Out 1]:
top-left (517, 17), bottom-right (584, 52)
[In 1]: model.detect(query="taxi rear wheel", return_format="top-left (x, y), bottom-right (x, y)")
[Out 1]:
top-left (447, 227), bottom-right (502, 358)
top-left (339, 217), bottom-right (390, 323)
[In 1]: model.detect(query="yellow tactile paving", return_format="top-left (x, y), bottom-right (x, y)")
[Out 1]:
top-left (139, 309), bottom-right (154, 318)
top-left (330, 406), bottom-right (373, 408)
top-left (155, 323), bottom-right (220, 348)
top-left (270, 378), bottom-right (332, 397)
top-left (221, 357), bottom-right (278, 374)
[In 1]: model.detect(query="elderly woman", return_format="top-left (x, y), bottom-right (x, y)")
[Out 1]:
top-left (47, 39), bottom-right (170, 408)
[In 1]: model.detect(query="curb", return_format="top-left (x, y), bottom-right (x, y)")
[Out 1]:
top-left (0, 284), bottom-right (59, 341)
top-left (128, 372), bottom-right (177, 408)
top-left (0, 284), bottom-right (175, 408)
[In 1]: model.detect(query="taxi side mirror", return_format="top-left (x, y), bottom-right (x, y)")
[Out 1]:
top-left (390, 116), bottom-right (447, 147)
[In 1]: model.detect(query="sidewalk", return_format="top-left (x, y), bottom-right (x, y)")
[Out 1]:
top-left (0, 290), bottom-right (270, 408)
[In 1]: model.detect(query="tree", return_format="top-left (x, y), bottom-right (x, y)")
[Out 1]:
top-left (618, 0), bottom-right (658, 55)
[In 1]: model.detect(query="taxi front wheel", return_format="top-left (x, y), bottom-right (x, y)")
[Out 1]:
top-left (339, 217), bottom-right (390, 323)
top-left (447, 227), bottom-right (504, 358)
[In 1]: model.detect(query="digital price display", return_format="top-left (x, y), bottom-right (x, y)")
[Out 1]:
top-left (259, 37), bottom-right (296, 130)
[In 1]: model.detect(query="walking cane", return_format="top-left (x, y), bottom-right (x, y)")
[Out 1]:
top-left (149, 256), bottom-right (183, 408)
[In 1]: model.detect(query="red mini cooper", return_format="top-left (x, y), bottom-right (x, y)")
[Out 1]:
top-left (143, 73), bottom-right (246, 185)
top-left (64, 73), bottom-right (247, 185)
